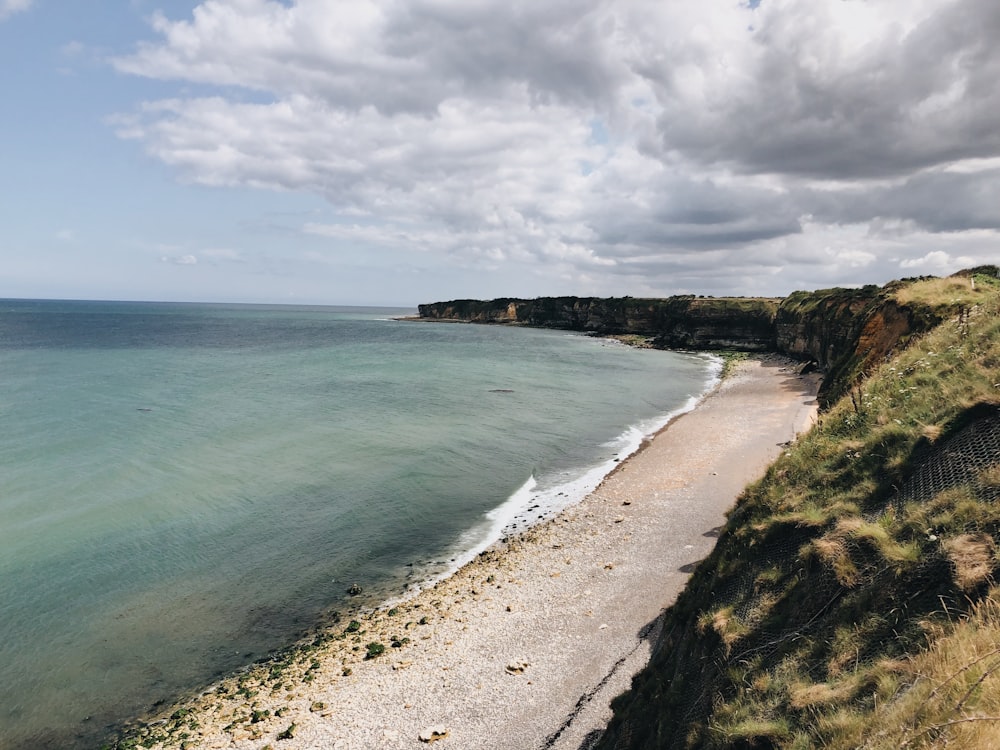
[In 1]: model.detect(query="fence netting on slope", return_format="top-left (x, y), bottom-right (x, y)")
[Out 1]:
top-left (887, 404), bottom-right (1000, 511)
top-left (605, 404), bottom-right (1000, 750)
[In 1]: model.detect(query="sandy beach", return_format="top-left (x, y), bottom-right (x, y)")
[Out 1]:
top-left (132, 356), bottom-right (819, 750)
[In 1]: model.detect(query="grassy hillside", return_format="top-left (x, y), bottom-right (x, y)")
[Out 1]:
top-left (598, 272), bottom-right (1000, 749)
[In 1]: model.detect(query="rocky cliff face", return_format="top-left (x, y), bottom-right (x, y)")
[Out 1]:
top-left (417, 298), bottom-right (523, 323)
top-left (420, 280), bottom-right (971, 408)
top-left (774, 286), bottom-right (881, 367)
top-left (774, 283), bottom-right (963, 407)
top-left (418, 296), bottom-right (781, 351)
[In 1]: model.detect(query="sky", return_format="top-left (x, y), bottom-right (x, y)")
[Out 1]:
top-left (1, 0), bottom-right (998, 306)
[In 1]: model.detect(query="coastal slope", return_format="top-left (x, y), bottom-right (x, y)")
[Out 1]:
top-left (597, 273), bottom-right (1000, 749)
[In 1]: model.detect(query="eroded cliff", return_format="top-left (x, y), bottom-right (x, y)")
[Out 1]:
top-left (593, 270), bottom-right (1000, 750)
top-left (418, 296), bottom-right (780, 350)
top-left (419, 268), bottom-right (999, 407)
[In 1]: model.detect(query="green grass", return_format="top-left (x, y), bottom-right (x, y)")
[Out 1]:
top-left (599, 280), bottom-right (1000, 749)
top-left (717, 350), bottom-right (751, 378)
top-left (894, 272), bottom-right (1000, 309)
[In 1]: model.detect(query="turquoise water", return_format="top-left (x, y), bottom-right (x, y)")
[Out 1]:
top-left (0, 300), bottom-right (716, 749)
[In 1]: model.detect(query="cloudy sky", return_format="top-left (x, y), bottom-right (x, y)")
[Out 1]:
top-left (1, 0), bottom-right (997, 306)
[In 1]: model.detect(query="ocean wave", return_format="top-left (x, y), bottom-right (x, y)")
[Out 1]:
top-left (422, 359), bottom-right (721, 590)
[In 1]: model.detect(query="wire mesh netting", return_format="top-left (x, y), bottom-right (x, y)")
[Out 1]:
top-left (605, 405), bottom-right (1000, 750)
top-left (890, 406), bottom-right (1000, 510)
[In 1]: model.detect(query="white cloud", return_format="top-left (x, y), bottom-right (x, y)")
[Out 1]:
top-left (641, 0), bottom-right (1000, 178)
top-left (161, 253), bottom-right (199, 265)
top-left (113, 0), bottom-right (1000, 297)
top-left (0, 0), bottom-right (32, 21)
top-left (900, 250), bottom-right (981, 273)
top-left (60, 40), bottom-right (84, 56)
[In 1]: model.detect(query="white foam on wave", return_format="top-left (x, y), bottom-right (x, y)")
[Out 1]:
top-left (445, 370), bottom-right (719, 575)
top-left (393, 352), bottom-right (723, 601)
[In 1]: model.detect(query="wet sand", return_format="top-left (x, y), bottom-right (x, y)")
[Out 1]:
top-left (131, 356), bottom-right (819, 750)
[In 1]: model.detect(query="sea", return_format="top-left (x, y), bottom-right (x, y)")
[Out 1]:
top-left (0, 299), bottom-right (718, 749)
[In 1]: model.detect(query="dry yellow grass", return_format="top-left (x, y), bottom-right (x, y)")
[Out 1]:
top-left (943, 532), bottom-right (997, 591)
top-left (894, 276), bottom-right (990, 308)
top-left (704, 607), bottom-right (748, 652)
top-left (979, 463), bottom-right (1000, 488)
top-left (789, 676), bottom-right (860, 710)
top-left (815, 590), bottom-right (1000, 749)
top-left (811, 535), bottom-right (858, 587)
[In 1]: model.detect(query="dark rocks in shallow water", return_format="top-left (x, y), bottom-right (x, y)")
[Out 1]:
top-left (347, 583), bottom-right (363, 596)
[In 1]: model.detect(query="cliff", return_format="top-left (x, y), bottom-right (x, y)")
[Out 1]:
top-left (419, 267), bottom-right (1000, 408)
top-left (416, 271), bottom-right (1000, 749)
top-left (772, 278), bottom-right (993, 407)
top-left (418, 296), bottom-right (780, 351)
top-left (594, 271), bottom-right (1000, 749)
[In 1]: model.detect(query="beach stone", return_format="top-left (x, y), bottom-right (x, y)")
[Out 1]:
top-left (347, 583), bottom-right (363, 596)
top-left (418, 725), bottom-right (449, 743)
top-left (505, 661), bottom-right (530, 675)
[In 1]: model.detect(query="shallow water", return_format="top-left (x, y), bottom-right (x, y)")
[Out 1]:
top-left (0, 300), bottom-right (715, 749)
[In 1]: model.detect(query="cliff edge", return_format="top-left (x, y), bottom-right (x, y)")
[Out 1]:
top-left (595, 270), bottom-right (1000, 749)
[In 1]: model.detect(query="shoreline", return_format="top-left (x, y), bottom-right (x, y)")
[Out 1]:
top-left (118, 355), bottom-right (819, 750)
top-left (420, 352), bottom-right (721, 594)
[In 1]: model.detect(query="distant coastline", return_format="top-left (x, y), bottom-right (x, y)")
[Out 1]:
top-left (414, 269), bottom-right (995, 408)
